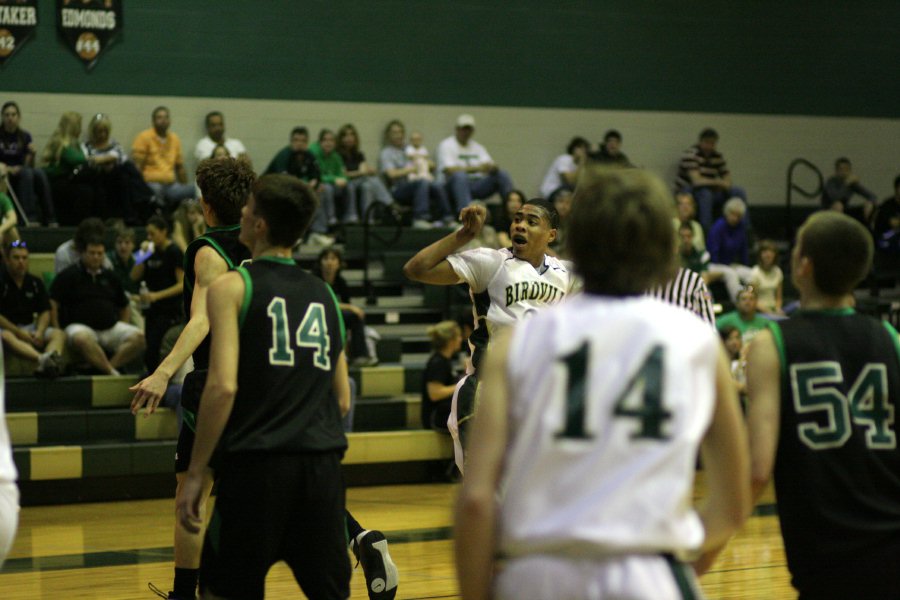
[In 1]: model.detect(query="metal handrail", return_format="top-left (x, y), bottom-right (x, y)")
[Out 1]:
top-left (361, 202), bottom-right (405, 306)
top-left (785, 158), bottom-right (823, 242)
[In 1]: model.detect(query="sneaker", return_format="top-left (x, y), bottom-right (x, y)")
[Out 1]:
top-left (351, 356), bottom-right (379, 368)
top-left (307, 232), bottom-right (336, 247)
top-left (411, 219), bottom-right (432, 230)
top-left (148, 582), bottom-right (186, 599)
top-left (352, 530), bottom-right (398, 600)
top-left (35, 350), bottom-right (62, 379)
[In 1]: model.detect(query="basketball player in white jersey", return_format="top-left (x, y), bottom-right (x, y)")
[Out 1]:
top-left (455, 168), bottom-right (750, 600)
top-left (0, 344), bottom-right (20, 569)
top-left (404, 199), bottom-right (580, 471)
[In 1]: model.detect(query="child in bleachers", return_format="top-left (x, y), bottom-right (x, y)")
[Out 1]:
top-left (405, 131), bottom-right (434, 182)
top-left (750, 239), bottom-right (784, 315)
top-left (422, 320), bottom-right (463, 431)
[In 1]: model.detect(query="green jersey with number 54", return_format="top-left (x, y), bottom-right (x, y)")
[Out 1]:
top-left (218, 256), bottom-right (347, 457)
top-left (772, 308), bottom-right (900, 584)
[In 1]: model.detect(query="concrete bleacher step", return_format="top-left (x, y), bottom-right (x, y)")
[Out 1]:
top-left (8, 407), bottom-right (178, 446)
top-left (6, 374), bottom-right (139, 412)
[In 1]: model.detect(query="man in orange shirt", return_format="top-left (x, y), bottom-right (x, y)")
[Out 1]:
top-left (132, 106), bottom-right (195, 213)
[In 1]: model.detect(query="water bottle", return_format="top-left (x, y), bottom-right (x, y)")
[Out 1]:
top-left (138, 281), bottom-right (150, 311)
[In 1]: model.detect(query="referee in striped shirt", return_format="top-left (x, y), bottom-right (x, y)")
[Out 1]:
top-left (650, 266), bottom-right (715, 326)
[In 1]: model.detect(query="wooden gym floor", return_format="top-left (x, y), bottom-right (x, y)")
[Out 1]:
top-left (0, 481), bottom-right (795, 599)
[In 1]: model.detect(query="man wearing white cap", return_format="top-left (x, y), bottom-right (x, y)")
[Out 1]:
top-left (437, 114), bottom-right (514, 214)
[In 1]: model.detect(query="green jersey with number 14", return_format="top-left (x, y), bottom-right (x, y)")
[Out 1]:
top-left (218, 256), bottom-right (347, 457)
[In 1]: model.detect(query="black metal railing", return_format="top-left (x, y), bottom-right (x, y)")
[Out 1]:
top-left (785, 158), bottom-right (823, 242)
top-left (361, 202), bottom-right (405, 306)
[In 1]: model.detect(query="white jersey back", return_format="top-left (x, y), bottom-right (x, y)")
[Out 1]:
top-left (499, 294), bottom-right (717, 559)
top-left (447, 247), bottom-right (580, 372)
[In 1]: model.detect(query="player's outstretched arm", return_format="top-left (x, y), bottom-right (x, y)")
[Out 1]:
top-left (745, 329), bottom-right (782, 503)
top-left (694, 344), bottom-right (751, 574)
top-left (403, 204), bottom-right (486, 285)
top-left (455, 329), bottom-right (511, 600)
top-left (130, 246), bottom-right (228, 417)
top-left (177, 271), bottom-right (243, 534)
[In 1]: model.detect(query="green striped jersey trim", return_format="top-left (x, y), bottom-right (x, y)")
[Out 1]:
top-left (768, 320), bottom-right (787, 378)
top-left (883, 321), bottom-right (900, 367)
top-left (182, 225), bottom-right (242, 295)
top-left (663, 554), bottom-right (698, 600)
top-left (237, 267), bottom-right (253, 329)
top-left (326, 283), bottom-right (347, 346)
top-left (255, 255), bottom-right (295, 265)
top-left (182, 408), bottom-right (197, 433)
top-left (795, 307), bottom-right (855, 316)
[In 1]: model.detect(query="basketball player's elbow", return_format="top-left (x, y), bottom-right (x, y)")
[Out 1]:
top-left (457, 486), bottom-right (494, 522)
top-left (402, 257), bottom-right (424, 281)
top-left (205, 380), bottom-right (237, 404)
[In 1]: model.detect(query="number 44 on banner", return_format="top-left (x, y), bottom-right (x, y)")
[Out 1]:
top-left (56, 0), bottom-right (123, 70)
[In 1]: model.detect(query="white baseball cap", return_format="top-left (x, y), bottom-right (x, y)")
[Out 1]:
top-left (456, 114), bottom-right (476, 128)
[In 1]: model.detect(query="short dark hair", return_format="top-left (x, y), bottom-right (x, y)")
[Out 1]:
top-left (1, 101), bottom-right (19, 116)
top-left (603, 129), bottom-right (622, 143)
top-left (522, 198), bottom-right (559, 229)
top-left (719, 324), bottom-right (740, 343)
top-left (699, 128), bottom-right (718, 141)
top-left (196, 157), bottom-right (256, 225)
top-left (567, 136), bottom-right (589, 155)
top-left (835, 157), bottom-right (852, 169)
top-left (318, 128), bottom-right (334, 142)
top-left (73, 217), bottom-right (105, 252)
top-left (205, 111), bottom-right (223, 127)
top-left (291, 126), bottom-right (308, 138)
top-left (146, 215), bottom-right (170, 233)
top-left (152, 106), bottom-right (168, 119)
top-left (252, 174), bottom-right (319, 247)
top-left (569, 167), bottom-right (676, 295)
top-left (798, 211), bottom-right (873, 296)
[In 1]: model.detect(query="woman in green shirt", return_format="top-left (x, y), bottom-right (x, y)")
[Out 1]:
top-left (309, 128), bottom-right (351, 230)
top-left (41, 111), bottom-right (97, 225)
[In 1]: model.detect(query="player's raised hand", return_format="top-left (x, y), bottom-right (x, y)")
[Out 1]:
top-left (459, 204), bottom-right (487, 236)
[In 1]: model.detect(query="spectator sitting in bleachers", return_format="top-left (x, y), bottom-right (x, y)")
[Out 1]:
top-left (106, 225), bottom-right (143, 331)
top-left (50, 231), bottom-right (145, 375)
top-left (131, 106), bottom-right (194, 214)
top-left (673, 191), bottom-right (705, 253)
top-left (822, 157), bottom-right (877, 224)
top-left (437, 114), bottom-right (513, 213)
top-left (677, 221), bottom-right (712, 277)
top-left (42, 111), bottom-right (98, 226)
top-left (336, 123), bottom-right (393, 222)
top-left (549, 189), bottom-right (573, 258)
top-left (589, 129), bottom-right (634, 168)
top-left (495, 190), bottom-right (524, 248)
top-left (716, 286), bottom-right (770, 346)
top-left (539, 136), bottom-right (588, 201)
top-left (707, 197), bottom-right (754, 303)
top-left (405, 131), bottom-right (434, 182)
top-left (131, 215), bottom-right (184, 373)
top-left (0, 101), bottom-right (57, 226)
top-left (750, 240), bottom-right (784, 315)
top-left (0, 182), bottom-right (20, 252)
top-left (312, 247), bottom-right (377, 367)
top-left (0, 240), bottom-right (65, 378)
top-left (310, 128), bottom-right (351, 226)
top-left (379, 119), bottom-right (452, 229)
top-left (54, 217), bottom-right (113, 274)
top-left (675, 127), bottom-right (747, 230)
top-left (873, 175), bottom-right (900, 238)
top-left (193, 111), bottom-right (248, 164)
top-left (81, 113), bottom-right (152, 224)
top-left (421, 320), bottom-right (463, 432)
top-left (264, 127), bottom-right (319, 186)
top-left (171, 199), bottom-right (206, 252)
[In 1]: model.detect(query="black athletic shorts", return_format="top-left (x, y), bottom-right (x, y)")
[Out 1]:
top-left (199, 451), bottom-right (350, 600)
top-left (175, 369), bottom-right (208, 474)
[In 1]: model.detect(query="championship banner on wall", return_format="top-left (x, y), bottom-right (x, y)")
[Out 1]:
top-left (57, 0), bottom-right (122, 69)
top-left (0, 0), bottom-right (38, 66)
